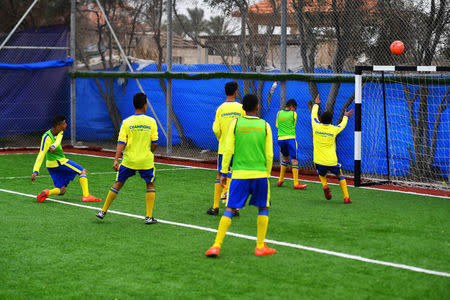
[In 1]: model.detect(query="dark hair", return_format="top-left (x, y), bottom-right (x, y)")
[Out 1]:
top-left (133, 93), bottom-right (147, 109)
top-left (52, 115), bottom-right (66, 128)
top-left (320, 111), bottom-right (333, 124)
top-left (286, 99), bottom-right (297, 109)
top-left (242, 94), bottom-right (258, 112)
top-left (225, 81), bottom-right (238, 96)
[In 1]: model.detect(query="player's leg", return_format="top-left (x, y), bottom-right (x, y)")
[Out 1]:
top-left (207, 155), bottom-right (223, 215)
top-left (277, 140), bottom-right (289, 187)
top-left (291, 140), bottom-right (308, 190)
top-left (315, 164), bottom-right (331, 200)
top-left (78, 169), bottom-right (101, 202)
top-left (206, 179), bottom-right (247, 257)
top-left (220, 172), bottom-right (231, 201)
top-left (334, 166), bottom-right (350, 204)
top-left (249, 178), bottom-right (276, 255)
top-left (96, 164), bottom-right (132, 219)
top-left (37, 167), bottom-right (67, 202)
top-left (63, 160), bottom-right (101, 202)
top-left (140, 168), bottom-right (157, 224)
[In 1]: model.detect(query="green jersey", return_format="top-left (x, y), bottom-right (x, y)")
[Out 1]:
top-left (276, 110), bottom-right (297, 140)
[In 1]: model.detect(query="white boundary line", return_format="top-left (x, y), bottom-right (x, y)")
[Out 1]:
top-left (0, 187), bottom-right (449, 278)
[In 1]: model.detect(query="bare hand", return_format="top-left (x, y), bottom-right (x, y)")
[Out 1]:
top-left (113, 160), bottom-right (120, 172)
top-left (31, 173), bottom-right (37, 183)
top-left (315, 94), bottom-right (320, 104)
top-left (49, 146), bottom-right (56, 153)
top-left (220, 175), bottom-right (227, 187)
top-left (345, 109), bottom-right (354, 117)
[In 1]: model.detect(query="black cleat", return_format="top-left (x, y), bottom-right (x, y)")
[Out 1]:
top-left (206, 207), bottom-right (219, 215)
top-left (233, 210), bottom-right (240, 217)
top-left (145, 217), bottom-right (158, 225)
top-left (96, 211), bottom-right (106, 219)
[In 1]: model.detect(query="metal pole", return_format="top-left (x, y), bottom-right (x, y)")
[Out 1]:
top-left (94, 0), bottom-right (167, 138)
top-left (166, 0), bottom-right (173, 156)
top-left (381, 71), bottom-right (390, 182)
top-left (354, 72), bottom-right (362, 187)
top-left (280, 0), bottom-right (287, 109)
top-left (70, 0), bottom-right (76, 146)
top-left (0, 0), bottom-right (39, 51)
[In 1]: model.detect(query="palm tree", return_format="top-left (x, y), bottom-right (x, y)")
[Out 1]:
top-left (206, 16), bottom-right (235, 36)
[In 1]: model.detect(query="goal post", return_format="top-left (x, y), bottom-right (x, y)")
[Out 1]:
top-left (354, 65), bottom-right (450, 188)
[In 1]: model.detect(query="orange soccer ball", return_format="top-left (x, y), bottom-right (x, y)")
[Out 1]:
top-left (390, 40), bottom-right (405, 55)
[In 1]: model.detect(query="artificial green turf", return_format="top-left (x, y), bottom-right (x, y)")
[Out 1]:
top-left (0, 153), bottom-right (449, 299)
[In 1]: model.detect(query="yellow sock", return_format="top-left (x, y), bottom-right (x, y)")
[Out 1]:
top-left (319, 175), bottom-right (328, 188)
top-left (213, 180), bottom-right (222, 208)
top-left (79, 175), bottom-right (89, 197)
top-left (339, 178), bottom-right (349, 198)
top-left (48, 188), bottom-right (61, 196)
top-left (279, 161), bottom-right (287, 182)
top-left (256, 212), bottom-right (269, 249)
top-left (146, 190), bottom-right (155, 218)
top-left (213, 214), bottom-right (232, 248)
top-left (292, 165), bottom-right (299, 185)
top-left (102, 187), bottom-right (118, 212)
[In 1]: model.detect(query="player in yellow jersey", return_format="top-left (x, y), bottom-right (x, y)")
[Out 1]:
top-left (205, 94), bottom-right (276, 257)
top-left (207, 82), bottom-right (245, 216)
top-left (311, 95), bottom-right (353, 204)
top-left (276, 98), bottom-right (308, 189)
top-left (96, 93), bottom-right (159, 224)
top-left (30, 115), bottom-right (101, 203)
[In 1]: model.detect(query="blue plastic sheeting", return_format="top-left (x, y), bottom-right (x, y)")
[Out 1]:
top-left (0, 58), bottom-right (73, 70)
top-left (75, 64), bottom-right (449, 178)
top-left (0, 26), bottom-right (70, 138)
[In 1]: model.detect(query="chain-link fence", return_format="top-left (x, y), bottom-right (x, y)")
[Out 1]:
top-left (1, 0), bottom-right (449, 187)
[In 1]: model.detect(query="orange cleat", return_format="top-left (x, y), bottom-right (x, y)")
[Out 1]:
top-left (205, 246), bottom-right (220, 257)
top-left (344, 197), bottom-right (352, 204)
top-left (255, 244), bottom-right (277, 256)
top-left (277, 181), bottom-right (283, 187)
top-left (323, 187), bottom-right (332, 200)
top-left (293, 183), bottom-right (308, 190)
top-left (82, 195), bottom-right (102, 202)
top-left (36, 189), bottom-right (49, 203)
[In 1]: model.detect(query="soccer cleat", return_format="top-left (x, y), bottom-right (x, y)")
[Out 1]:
top-left (277, 181), bottom-right (283, 187)
top-left (82, 195), bottom-right (102, 202)
top-left (233, 209), bottom-right (240, 217)
top-left (145, 217), bottom-right (158, 225)
top-left (205, 246), bottom-right (220, 257)
top-left (96, 211), bottom-right (106, 219)
top-left (36, 189), bottom-right (49, 203)
top-left (344, 197), bottom-right (352, 204)
top-left (323, 187), bottom-right (332, 200)
top-left (255, 244), bottom-right (277, 256)
top-left (206, 207), bottom-right (219, 215)
top-left (293, 183), bottom-right (308, 190)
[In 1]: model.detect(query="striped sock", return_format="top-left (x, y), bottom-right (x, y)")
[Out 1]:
top-left (256, 209), bottom-right (269, 249)
top-left (79, 175), bottom-right (89, 197)
top-left (279, 161), bottom-right (288, 182)
top-left (339, 176), bottom-right (349, 198)
top-left (213, 210), bottom-right (233, 248)
top-left (292, 163), bottom-right (299, 185)
top-left (48, 187), bottom-right (61, 196)
top-left (101, 187), bottom-right (118, 212)
top-left (146, 189), bottom-right (156, 218)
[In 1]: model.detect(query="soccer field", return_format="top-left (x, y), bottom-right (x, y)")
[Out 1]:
top-left (0, 152), bottom-right (449, 299)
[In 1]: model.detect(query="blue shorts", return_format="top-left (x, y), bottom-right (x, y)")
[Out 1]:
top-left (226, 178), bottom-right (270, 209)
top-left (278, 139), bottom-right (297, 159)
top-left (117, 164), bottom-right (155, 183)
top-left (217, 154), bottom-right (233, 175)
top-left (315, 163), bottom-right (342, 177)
top-left (47, 160), bottom-right (84, 188)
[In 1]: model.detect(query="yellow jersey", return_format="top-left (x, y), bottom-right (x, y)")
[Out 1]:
top-left (212, 100), bottom-right (245, 154)
top-left (311, 104), bottom-right (348, 166)
top-left (118, 114), bottom-right (158, 169)
top-left (33, 131), bottom-right (68, 174)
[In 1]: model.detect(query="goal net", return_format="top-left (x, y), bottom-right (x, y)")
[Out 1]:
top-left (354, 66), bottom-right (450, 189)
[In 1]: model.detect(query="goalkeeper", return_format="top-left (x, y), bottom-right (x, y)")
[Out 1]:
top-left (276, 98), bottom-right (308, 190)
top-left (311, 95), bottom-right (353, 204)
top-left (207, 81), bottom-right (245, 216)
top-left (30, 115), bottom-right (101, 203)
top-left (96, 93), bottom-right (159, 224)
top-left (205, 94), bottom-right (276, 257)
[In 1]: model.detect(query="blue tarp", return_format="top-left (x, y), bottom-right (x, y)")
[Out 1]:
top-left (0, 58), bottom-right (73, 70)
top-left (75, 64), bottom-right (450, 178)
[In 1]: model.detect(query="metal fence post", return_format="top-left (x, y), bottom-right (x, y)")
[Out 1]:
top-left (70, 0), bottom-right (76, 146)
top-left (166, 0), bottom-right (173, 156)
top-left (280, 0), bottom-right (287, 109)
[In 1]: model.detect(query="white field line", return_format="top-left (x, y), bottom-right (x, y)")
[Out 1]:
top-left (0, 187), bottom-right (449, 278)
top-left (0, 167), bottom-right (191, 180)
top-left (2, 152), bottom-right (449, 199)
